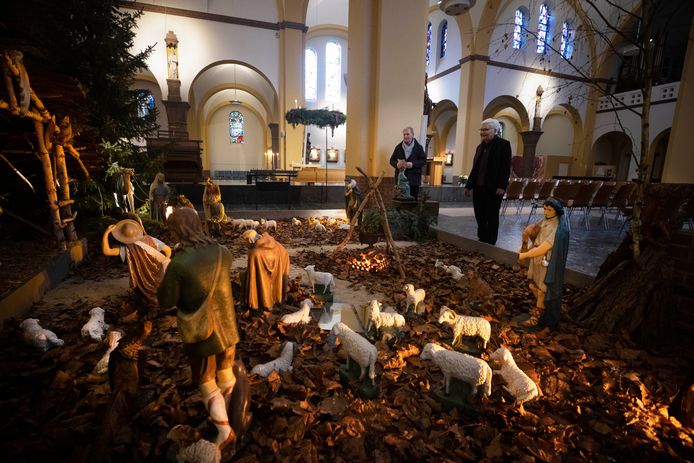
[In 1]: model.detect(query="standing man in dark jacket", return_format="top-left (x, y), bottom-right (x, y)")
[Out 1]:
top-left (464, 118), bottom-right (512, 245)
top-left (389, 126), bottom-right (427, 199)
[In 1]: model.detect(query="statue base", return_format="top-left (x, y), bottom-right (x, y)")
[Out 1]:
top-left (433, 377), bottom-right (480, 417)
top-left (338, 356), bottom-right (378, 399)
top-left (405, 301), bottom-right (425, 316)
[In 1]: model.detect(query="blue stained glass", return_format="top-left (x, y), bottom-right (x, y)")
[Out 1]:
top-left (325, 41), bottom-right (341, 101)
top-left (536, 4), bottom-right (550, 54)
top-left (560, 21), bottom-right (575, 59)
top-left (440, 21), bottom-right (448, 58)
top-left (426, 22), bottom-right (432, 67)
top-left (137, 91), bottom-right (155, 118)
top-left (229, 110), bottom-right (244, 144)
top-left (513, 10), bottom-right (524, 49)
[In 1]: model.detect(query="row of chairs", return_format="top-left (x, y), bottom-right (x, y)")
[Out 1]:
top-left (213, 170), bottom-right (249, 180)
top-left (502, 178), bottom-right (637, 230)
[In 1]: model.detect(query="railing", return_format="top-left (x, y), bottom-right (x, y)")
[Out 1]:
top-left (597, 82), bottom-right (679, 111)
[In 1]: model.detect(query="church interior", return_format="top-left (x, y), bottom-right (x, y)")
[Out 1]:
top-left (0, 1), bottom-right (693, 462)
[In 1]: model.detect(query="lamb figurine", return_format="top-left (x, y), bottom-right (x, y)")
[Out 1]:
top-left (489, 347), bottom-right (539, 404)
top-left (260, 218), bottom-right (277, 231)
top-left (328, 322), bottom-right (377, 386)
top-left (167, 424), bottom-right (221, 463)
top-left (437, 306), bottom-right (492, 350)
top-left (304, 265), bottom-right (334, 294)
top-left (367, 299), bottom-right (406, 333)
top-left (250, 342), bottom-right (296, 378)
top-left (403, 283), bottom-right (426, 314)
top-left (420, 343), bottom-right (493, 397)
top-left (94, 330), bottom-right (123, 374)
top-left (81, 307), bottom-right (109, 341)
top-left (19, 318), bottom-right (64, 352)
top-left (240, 229), bottom-right (259, 245)
top-left (291, 217), bottom-right (301, 226)
top-left (280, 299), bottom-right (313, 325)
top-left (435, 260), bottom-right (463, 281)
top-left (313, 223), bottom-right (327, 232)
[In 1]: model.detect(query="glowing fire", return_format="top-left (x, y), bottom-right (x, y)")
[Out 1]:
top-left (350, 250), bottom-right (390, 273)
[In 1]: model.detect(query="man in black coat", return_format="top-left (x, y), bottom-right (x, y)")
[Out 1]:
top-left (389, 126), bottom-right (427, 199)
top-left (464, 118), bottom-right (512, 245)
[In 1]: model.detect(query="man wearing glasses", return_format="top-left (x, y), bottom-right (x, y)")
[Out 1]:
top-left (464, 118), bottom-right (512, 245)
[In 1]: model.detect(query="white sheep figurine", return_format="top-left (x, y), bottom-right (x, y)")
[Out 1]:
top-left (313, 222), bottom-right (327, 232)
top-left (329, 323), bottom-right (377, 386)
top-left (230, 218), bottom-right (246, 230)
top-left (437, 306), bottom-right (492, 350)
top-left (81, 307), bottom-right (109, 341)
top-left (435, 260), bottom-right (463, 281)
top-left (19, 318), bottom-right (64, 352)
top-left (94, 330), bottom-right (123, 374)
top-left (291, 217), bottom-right (301, 226)
top-left (167, 424), bottom-right (221, 463)
top-left (367, 299), bottom-right (406, 333)
top-left (304, 265), bottom-right (334, 293)
top-left (403, 283), bottom-right (426, 314)
top-left (489, 347), bottom-right (539, 404)
top-left (260, 218), bottom-right (277, 231)
top-left (250, 342), bottom-right (297, 378)
top-left (280, 299), bottom-right (313, 325)
top-left (420, 343), bottom-right (492, 397)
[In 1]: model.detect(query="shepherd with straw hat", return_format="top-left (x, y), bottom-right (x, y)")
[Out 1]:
top-left (102, 217), bottom-right (172, 306)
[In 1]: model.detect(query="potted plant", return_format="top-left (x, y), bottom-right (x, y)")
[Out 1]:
top-left (358, 209), bottom-right (383, 245)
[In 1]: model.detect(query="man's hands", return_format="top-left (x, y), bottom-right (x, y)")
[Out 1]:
top-left (495, 188), bottom-right (505, 195)
top-left (396, 159), bottom-right (413, 170)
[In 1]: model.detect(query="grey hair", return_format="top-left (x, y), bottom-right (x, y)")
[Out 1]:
top-left (481, 118), bottom-right (502, 134)
top-left (403, 126), bottom-right (415, 135)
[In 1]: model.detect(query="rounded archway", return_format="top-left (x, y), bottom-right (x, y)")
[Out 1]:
top-left (649, 128), bottom-right (670, 183)
top-left (483, 95), bottom-right (530, 132)
top-left (591, 131), bottom-right (633, 181)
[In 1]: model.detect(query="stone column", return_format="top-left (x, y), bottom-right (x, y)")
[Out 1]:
top-left (163, 31), bottom-right (190, 139)
top-left (345, 0), bottom-right (429, 177)
top-left (454, 57), bottom-right (489, 176)
top-left (519, 86), bottom-right (545, 178)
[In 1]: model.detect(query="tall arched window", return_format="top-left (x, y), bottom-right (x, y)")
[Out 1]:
top-left (513, 9), bottom-right (525, 49)
top-left (499, 121), bottom-right (506, 139)
top-left (305, 48), bottom-right (317, 101)
top-left (439, 20), bottom-right (448, 58)
top-left (560, 21), bottom-right (575, 59)
top-left (325, 41), bottom-right (341, 101)
top-left (536, 4), bottom-right (551, 54)
top-left (229, 110), bottom-right (244, 144)
top-left (426, 22), bottom-right (432, 67)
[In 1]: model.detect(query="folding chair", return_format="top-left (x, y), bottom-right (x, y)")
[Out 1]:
top-left (610, 183), bottom-right (636, 226)
top-left (587, 182), bottom-right (616, 229)
top-left (517, 180), bottom-right (540, 215)
top-left (527, 180), bottom-right (556, 224)
top-left (568, 181), bottom-right (602, 230)
top-left (501, 179), bottom-right (526, 216)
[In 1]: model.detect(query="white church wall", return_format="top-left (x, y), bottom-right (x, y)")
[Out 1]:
top-left (497, 116), bottom-right (520, 155)
top-left (207, 106), bottom-right (265, 172)
top-left (306, 0), bottom-right (348, 28)
top-left (129, 11), bottom-right (280, 103)
top-left (427, 70), bottom-right (461, 107)
top-left (132, 0), bottom-right (279, 22)
top-left (537, 114), bottom-right (574, 156)
top-left (426, 10), bottom-right (462, 76)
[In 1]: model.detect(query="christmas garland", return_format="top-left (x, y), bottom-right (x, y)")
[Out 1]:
top-left (285, 108), bottom-right (346, 136)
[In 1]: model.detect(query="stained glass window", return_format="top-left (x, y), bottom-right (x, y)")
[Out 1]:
top-left (499, 121), bottom-right (505, 139)
top-left (560, 21), bottom-right (575, 59)
top-left (305, 48), bottom-right (317, 101)
top-left (136, 91), bottom-right (155, 118)
top-left (229, 111), bottom-right (244, 144)
top-left (513, 9), bottom-right (525, 49)
top-left (536, 4), bottom-right (550, 54)
top-left (325, 41), bottom-right (341, 101)
top-left (426, 22), bottom-right (432, 67)
top-left (440, 21), bottom-right (448, 59)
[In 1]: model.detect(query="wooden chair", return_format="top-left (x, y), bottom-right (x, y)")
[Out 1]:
top-left (501, 179), bottom-right (526, 216)
top-left (551, 181), bottom-right (581, 230)
top-left (568, 181), bottom-right (603, 230)
top-left (517, 180), bottom-right (540, 215)
top-left (587, 182), bottom-right (616, 229)
top-left (610, 182), bottom-right (637, 226)
top-left (527, 179), bottom-right (557, 224)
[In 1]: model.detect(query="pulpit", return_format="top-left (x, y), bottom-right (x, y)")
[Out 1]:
top-left (429, 156), bottom-right (446, 186)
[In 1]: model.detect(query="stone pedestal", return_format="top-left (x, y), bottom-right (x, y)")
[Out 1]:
top-left (433, 377), bottom-right (480, 417)
top-left (519, 130), bottom-right (543, 178)
top-left (338, 356), bottom-right (378, 399)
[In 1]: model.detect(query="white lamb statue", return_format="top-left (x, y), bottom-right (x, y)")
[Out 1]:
top-left (420, 343), bottom-right (492, 397)
top-left (437, 306), bottom-right (491, 350)
top-left (260, 218), bottom-right (277, 231)
top-left (19, 318), bottom-right (64, 352)
top-left (403, 283), bottom-right (426, 314)
top-left (304, 265), bottom-right (334, 293)
top-left (81, 307), bottom-right (109, 341)
top-left (280, 299), bottom-right (313, 325)
top-left (489, 347), bottom-right (539, 404)
top-left (250, 342), bottom-right (296, 378)
top-left (329, 322), bottom-right (377, 386)
top-left (367, 299), bottom-right (406, 333)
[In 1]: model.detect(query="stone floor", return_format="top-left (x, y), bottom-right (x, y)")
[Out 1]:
top-left (223, 201), bottom-right (626, 277)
